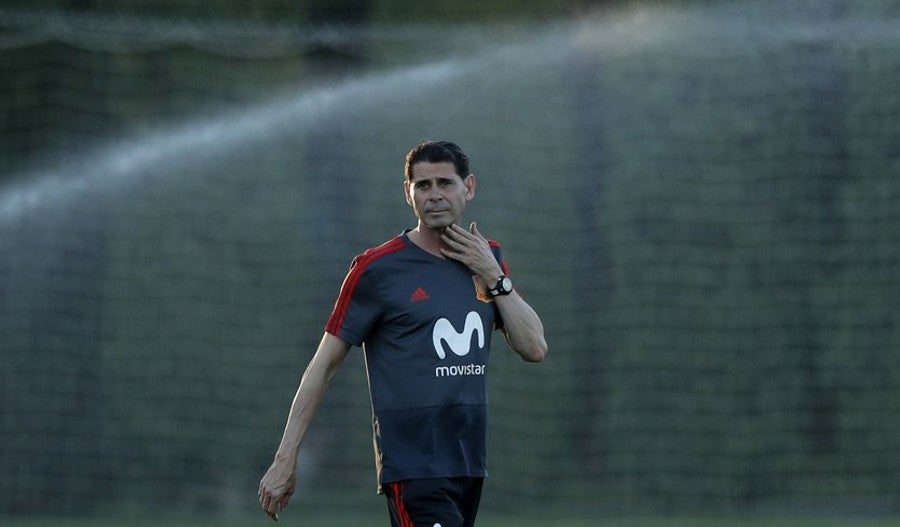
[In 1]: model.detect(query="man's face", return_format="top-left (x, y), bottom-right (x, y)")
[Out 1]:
top-left (406, 161), bottom-right (475, 231)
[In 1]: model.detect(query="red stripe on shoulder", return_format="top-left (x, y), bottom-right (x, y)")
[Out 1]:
top-left (487, 239), bottom-right (510, 275)
top-left (325, 236), bottom-right (407, 336)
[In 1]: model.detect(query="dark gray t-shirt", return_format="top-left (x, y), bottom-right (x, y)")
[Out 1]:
top-left (325, 232), bottom-right (506, 485)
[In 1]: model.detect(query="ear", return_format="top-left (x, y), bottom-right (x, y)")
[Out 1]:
top-left (464, 174), bottom-right (477, 202)
top-left (403, 179), bottom-right (412, 206)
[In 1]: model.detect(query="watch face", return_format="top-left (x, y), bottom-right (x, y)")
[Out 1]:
top-left (501, 277), bottom-right (513, 292)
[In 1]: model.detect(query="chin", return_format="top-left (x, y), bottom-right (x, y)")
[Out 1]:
top-left (422, 218), bottom-right (453, 231)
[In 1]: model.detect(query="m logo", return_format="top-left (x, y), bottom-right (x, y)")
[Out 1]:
top-left (432, 311), bottom-right (485, 359)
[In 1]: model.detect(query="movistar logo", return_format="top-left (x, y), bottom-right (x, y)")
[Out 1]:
top-left (432, 311), bottom-right (487, 378)
top-left (432, 311), bottom-right (484, 359)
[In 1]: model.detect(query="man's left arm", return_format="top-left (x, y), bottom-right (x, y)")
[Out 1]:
top-left (494, 288), bottom-right (547, 362)
top-left (441, 223), bottom-right (548, 362)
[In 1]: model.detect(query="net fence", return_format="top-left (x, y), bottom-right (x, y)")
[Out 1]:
top-left (2, 0), bottom-right (900, 521)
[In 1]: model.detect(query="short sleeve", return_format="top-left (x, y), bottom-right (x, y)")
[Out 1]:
top-left (325, 256), bottom-right (383, 346)
top-left (488, 240), bottom-right (508, 330)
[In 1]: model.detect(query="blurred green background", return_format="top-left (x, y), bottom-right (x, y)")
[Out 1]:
top-left (2, 0), bottom-right (900, 525)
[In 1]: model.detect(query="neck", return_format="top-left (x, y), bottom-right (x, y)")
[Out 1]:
top-left (408, 225), bottom-right (448, 257)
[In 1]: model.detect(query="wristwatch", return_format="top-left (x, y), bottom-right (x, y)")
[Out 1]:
top-left (489, 275), bottom-right (513, 296)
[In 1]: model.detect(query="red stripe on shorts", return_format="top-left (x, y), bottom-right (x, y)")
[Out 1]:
top-left (391, 482), bottom-right (414, 527)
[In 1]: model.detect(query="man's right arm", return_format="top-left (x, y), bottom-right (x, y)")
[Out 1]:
top-left (258, 332), bottom-right (351, 521)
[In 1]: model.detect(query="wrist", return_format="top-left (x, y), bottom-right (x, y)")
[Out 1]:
top-left (482, 273), bottom-right (501, 286)
top-left (275, 448), bottom-right (297, 464)
top-left (480, 267), bottom-right (504, 285)
top-left (488, 274), bottom-right (513, 296)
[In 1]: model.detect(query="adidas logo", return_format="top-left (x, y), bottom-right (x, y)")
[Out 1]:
top-left (409, 286), bottom-right (430, 303)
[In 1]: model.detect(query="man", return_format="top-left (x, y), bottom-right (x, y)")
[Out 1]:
top-left (258, 140), bottom-right (547, 526)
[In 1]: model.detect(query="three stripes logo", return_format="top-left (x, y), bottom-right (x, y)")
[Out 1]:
top-left (409, 286), bottom-right (430, 303)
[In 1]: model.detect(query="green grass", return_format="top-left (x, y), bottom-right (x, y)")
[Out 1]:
top-left (6, 516), bottom-right (900, 527)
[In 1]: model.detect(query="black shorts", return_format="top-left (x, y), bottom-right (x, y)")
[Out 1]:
top-left (383, 477), bottom-right (484, 527)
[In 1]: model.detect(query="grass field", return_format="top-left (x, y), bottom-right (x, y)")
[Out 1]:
top-left (6, 516), bottom-right (900, 527)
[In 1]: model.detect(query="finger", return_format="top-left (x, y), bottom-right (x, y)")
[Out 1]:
top-left (448, 223), bottom-right (476, 241)
top-left (440, 232), bottom-right (469, 252)
top-left (469, 222), bottom-right (489, 243)
top-left (264, 492), bottom-right (280, 512)
top-left (442, 224), bottom-right (465, 242)
top-left (441, 232), bottom-right (464, 245)
top-left (439, 245), bottom-right (462, 260)
top-left (440, 247), bottom-right (469, 266)
top-left (264, 498), bottom-right (279, 522)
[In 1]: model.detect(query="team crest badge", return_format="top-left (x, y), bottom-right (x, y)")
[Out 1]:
top-left (473, 276), bottom-right (493, 303)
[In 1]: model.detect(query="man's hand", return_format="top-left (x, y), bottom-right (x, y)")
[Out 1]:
top-left (440, 222), bottom-right (503, 284)
top-left (257, 335), bottom-right (350, 522)
top-left (258, 459), bottom-right (297, 522)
